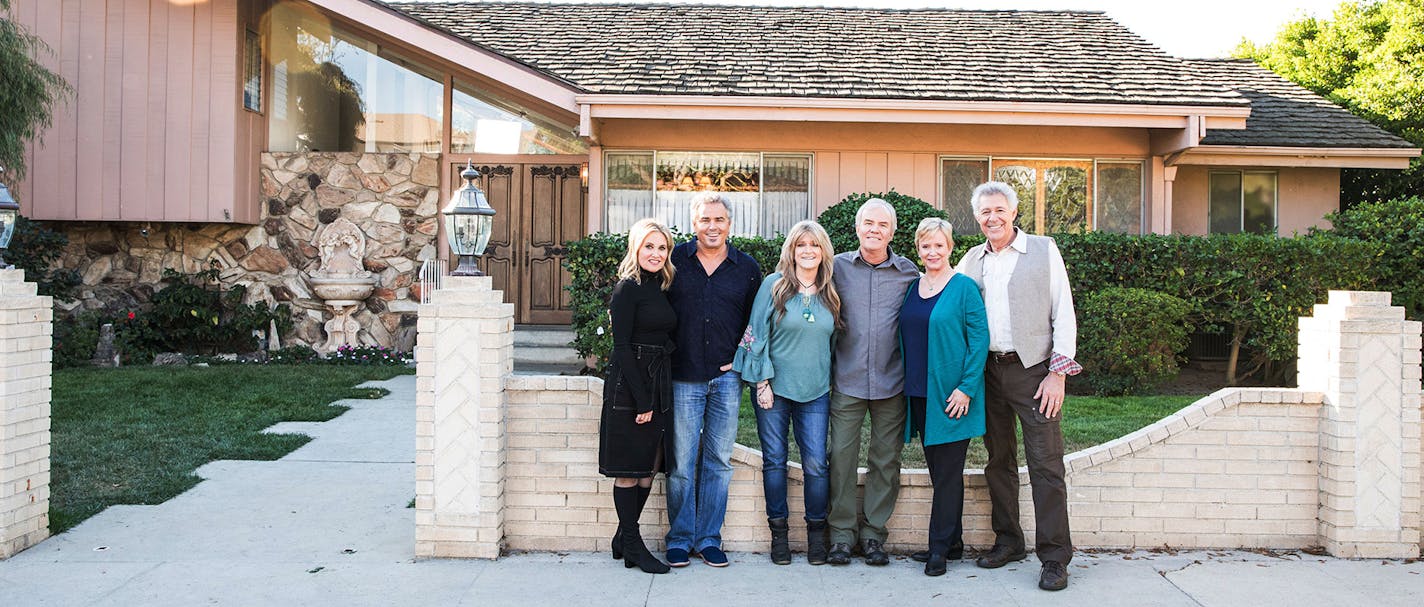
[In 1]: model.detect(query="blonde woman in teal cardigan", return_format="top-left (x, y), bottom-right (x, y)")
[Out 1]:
top-left (898, 217), bottom-right (989, 577)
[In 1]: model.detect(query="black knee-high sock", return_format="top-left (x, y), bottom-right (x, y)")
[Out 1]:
top-left (613, 485), bottom-right (641, 530)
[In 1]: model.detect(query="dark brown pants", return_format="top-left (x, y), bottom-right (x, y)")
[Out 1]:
top-left (983, 356), bottom-right (1073, 564)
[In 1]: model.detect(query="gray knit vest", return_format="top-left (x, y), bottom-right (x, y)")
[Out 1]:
top-left (959, 235), bottom-right (1053, 368)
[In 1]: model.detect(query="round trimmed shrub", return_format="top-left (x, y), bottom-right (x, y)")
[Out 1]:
top-left (816, 191), bottom-right (946, 259)
top-left (1077, 287), bottom-right (1192, 396)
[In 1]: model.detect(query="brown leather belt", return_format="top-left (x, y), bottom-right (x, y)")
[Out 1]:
top-left (990, 351), bottom-right (1019, 364)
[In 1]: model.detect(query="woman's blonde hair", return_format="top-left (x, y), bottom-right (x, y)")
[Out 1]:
top-left (772, 220), bottom-right (842, 331)
top-left (914, 217), bottom-right (955, 255)
top-left (617, 218), bottom-right (676, 290)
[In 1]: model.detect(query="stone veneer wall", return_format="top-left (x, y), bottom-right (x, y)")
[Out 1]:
top-left (49, 152), bottom-right (443, 351)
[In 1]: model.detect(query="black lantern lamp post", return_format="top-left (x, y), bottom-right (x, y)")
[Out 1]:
top-left (443, 161), bottom-right (496, 276)
top-left (0, 166), bottom-right (19, 270)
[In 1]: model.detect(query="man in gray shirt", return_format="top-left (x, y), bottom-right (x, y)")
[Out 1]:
top-left (826, 198), bottom-right (920, 566)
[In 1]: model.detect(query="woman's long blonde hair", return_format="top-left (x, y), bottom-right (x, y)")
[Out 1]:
top-left (772, 220), bottom-right (842, 330)
top-left (616, 218), bottom-right (676, 290)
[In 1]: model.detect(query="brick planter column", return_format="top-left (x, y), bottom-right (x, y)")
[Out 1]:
top-left (1299, 290), bottom-right (1423, 558)
top-left (0, 269), bottom-right (53, 559)
top-left (414, 275), bottom-right (513, 558)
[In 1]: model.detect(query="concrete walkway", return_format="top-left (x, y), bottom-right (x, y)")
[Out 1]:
top-left (1, 375), bottom-right (1420, 606)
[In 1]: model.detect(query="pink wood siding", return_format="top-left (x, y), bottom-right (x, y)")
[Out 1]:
top-left (15, 0), bottom-right (266, 224)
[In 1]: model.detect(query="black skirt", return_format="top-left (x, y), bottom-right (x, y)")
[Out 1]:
top-left (599, 343), bottom-right (676, 478)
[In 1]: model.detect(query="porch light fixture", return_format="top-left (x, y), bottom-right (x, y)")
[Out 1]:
top-left (443, 161), bottom-right (496, 276)
top-left (0, 166), bottom-right (19, 269)
top-left (580, 162), bottom-right (590, 190)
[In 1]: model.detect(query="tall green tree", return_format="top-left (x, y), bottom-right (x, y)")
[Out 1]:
top-left (1235, 0), bottom-right (1424, 204)
top-left (0, 0), bottom-right (71, 184)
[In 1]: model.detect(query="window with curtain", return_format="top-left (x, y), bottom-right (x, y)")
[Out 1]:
top-left (1210, 171), bottom-right (1277, 234)
top-left (604, 151), bottom-right (812, 238)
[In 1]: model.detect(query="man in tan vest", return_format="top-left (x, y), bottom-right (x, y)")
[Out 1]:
top-left (956, 181), bottom-right (1082, 591)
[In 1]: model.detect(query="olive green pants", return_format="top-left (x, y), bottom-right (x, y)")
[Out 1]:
top-left (826, 390), bottom-right (906, 546)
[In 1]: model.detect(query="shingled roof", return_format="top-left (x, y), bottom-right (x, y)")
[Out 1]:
top-left (386, 1), bottom-right (1247, 107)
top-left (1186, 59), bottom-right (1415, 149)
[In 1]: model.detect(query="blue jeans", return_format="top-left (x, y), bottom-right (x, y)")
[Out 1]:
top-left (666, 371), bottom-right (742, 552)
top-left (754, 391), bottom-right (830, 522)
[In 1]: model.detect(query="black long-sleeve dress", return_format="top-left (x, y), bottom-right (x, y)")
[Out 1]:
top-left (599, 270), bottom-right (678, 478)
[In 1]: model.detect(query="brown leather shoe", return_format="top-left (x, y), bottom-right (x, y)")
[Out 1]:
top-left (1039, 561), bottom-right (1069, 591)
top-left (975, 544), bottom-right (1027, 569)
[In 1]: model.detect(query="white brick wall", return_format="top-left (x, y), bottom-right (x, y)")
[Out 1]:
top-left (425, 289), bottom-right (1424, 559)
top-left (0, 269), bottom-right (53, 559)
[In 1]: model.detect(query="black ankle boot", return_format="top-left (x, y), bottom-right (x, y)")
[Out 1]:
top-left (806, 519), bottom-right (829, 565)
top-left (768, 518), bottom-right (791, 565)
top-left (620, 524), bottom-right (670, 574)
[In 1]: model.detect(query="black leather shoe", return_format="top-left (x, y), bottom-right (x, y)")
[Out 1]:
top-left (924, 552), bottom-right (948, 576)
top-left (862, 539), bottom-right (889, 566)
top-left (1039, 561), bottom-right (1069, 591)
top-left (827, 542), bottom-right (852, 565)
top-left (913, 544), bottom-right (963, 562)
top-left (975, 544), bottom-right (1027, 569)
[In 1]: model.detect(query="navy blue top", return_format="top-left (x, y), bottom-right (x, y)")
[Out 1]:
top-left (667, 239), bottom-right (762, 382)
top-left (899, 287), bottom-right (942, 398)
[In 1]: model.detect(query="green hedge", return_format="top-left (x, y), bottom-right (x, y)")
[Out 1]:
top-left (1078, 288), bottom-right (1192, 395)
top-left (565, 197), bottom-right (1385, 382)
top-left (1318, 197), bottom-right (1424, 321)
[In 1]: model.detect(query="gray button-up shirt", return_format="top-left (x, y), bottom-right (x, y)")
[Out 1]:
top-left (831, 249), bottom-right (921, 400)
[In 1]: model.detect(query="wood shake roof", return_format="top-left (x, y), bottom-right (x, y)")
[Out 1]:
top-left (1186, 59), bottom-right (1414, 149)
top-left (387, 1), bottom-right (1245, 106)
top-left (381, 1), bottom-right (1415, 151)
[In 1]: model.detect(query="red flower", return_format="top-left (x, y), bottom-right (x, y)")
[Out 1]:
top-left (127, 311), bottom-right (136, 320)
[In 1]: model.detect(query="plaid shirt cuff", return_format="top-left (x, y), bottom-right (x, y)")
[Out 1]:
top-left (1049, 352), bottom-right (1083, 376)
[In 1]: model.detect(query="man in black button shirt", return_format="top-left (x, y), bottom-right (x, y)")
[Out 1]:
top-left (664, 193), bottom-right (761, 568)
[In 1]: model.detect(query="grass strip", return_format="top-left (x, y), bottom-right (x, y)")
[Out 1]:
top-left (50, 365), bottom-right (411, 533)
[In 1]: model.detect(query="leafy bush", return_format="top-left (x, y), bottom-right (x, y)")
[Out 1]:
top-left (816, 190), bottom-right (947, 259)
top-left (1077, 288), bottom-right (1192, 395)
top-left (1319, 197), bottom-right (1424, 320)
top-left (7, 216), bottom-right (80, 300)
top-left (53, 311), bottom-right (104, 368)
top-left (119, 262), bottom-right (292, 361)
top-left (268, 345), bottom-right (320, 364)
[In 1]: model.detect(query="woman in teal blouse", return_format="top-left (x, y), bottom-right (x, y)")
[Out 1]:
top-left (733, 220), bottom-right (841, 566)
top-left (899, 217), bottom-right (989, 576)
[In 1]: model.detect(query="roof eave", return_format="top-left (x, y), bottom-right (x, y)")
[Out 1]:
top-left (1173, 145), bottom-right (1422, 169)
top-left (577, 94), bottom-right (1251, 131)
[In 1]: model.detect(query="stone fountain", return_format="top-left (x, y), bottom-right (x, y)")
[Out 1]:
top-left (309, 217), bottom-right (376, 353)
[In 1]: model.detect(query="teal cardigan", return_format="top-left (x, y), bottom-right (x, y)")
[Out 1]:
top-left (899, 273), bottom-right (990, 446)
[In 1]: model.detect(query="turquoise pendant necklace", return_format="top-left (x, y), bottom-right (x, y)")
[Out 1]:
top-left (797, 276), bottom-right (816, 323)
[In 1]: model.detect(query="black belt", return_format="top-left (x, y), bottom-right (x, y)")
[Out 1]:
top-left (990, 351), bottom-right (1019, 364)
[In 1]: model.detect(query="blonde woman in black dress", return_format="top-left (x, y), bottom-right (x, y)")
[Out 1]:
top-left (601, 218), bottom-right (677, 574)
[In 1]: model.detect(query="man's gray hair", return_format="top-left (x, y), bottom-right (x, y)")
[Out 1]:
top-left (854, 197), bottom-right (898, 233)
top-left (970, 181), bottom-right (1019, 214)
top-left (689, 191), bottom-right (733, 222)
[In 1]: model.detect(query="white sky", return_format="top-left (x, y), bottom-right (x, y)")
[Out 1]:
top-left (440, 0), bottom-right (1346, 59)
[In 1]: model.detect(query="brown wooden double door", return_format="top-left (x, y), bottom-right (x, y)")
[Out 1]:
top-left (450, 161), bottom-right (585, 324)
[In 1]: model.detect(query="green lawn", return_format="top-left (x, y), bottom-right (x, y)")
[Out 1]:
top-left (736, 392), bottom-right (1203, 468)
top-left (49, 365), bottom-right (411, 533)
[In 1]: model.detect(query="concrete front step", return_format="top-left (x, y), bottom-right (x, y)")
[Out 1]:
top-left (512, 362), bottom-right (588, 376)
top-left (513, 325), bottom-right (576, 347)
top-left (513, 325), bottom-right (583, 368)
